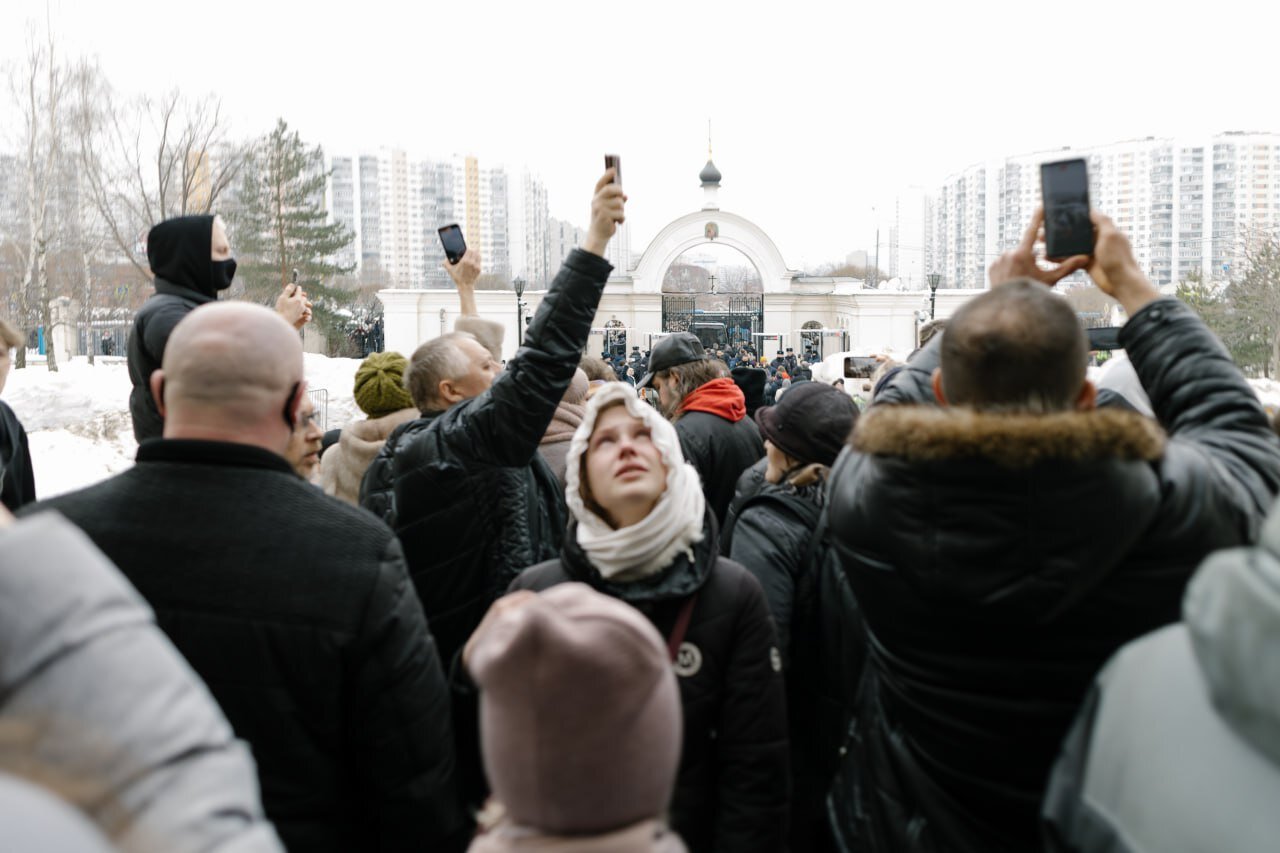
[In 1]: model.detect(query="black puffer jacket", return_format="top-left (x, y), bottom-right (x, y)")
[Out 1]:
top-left (127, 215), bottom-right (222, 442)
top-left (0, 400), bottom-right (35, 511)
top-left (826, 298), bottom-right (1280, 853)
top-left (24, 440), bottom-right (466, 852)
top-left (360, 415), bottom-right (433, 526)
top-left (720, 458), bottom-right (768, 553)
top-left (511, 511), bottom-right (790, 853)
top-left (723, 477), bottom-right (865, 853)
top-left (724, 478), bottom-right (827, 666)
top-left (391, 248), bottom-right (611, 671)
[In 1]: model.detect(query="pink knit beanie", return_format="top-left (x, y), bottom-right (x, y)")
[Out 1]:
top-left (468, 583), bottom-right (682, 835)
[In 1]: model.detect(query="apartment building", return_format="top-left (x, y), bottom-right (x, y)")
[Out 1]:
top-left (329, 151), bottom-right (536, 288)
top-left (548, 216), bottom-right (585, 278)
top-left (926, 132), bottom-right (1280, 289)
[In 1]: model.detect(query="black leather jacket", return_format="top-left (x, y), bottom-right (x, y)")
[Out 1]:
top-left (390, 248), bottom-right (612, 671)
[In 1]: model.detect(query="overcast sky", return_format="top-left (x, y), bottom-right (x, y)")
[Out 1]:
top-left (4, 0), bottom-right (1277, 270)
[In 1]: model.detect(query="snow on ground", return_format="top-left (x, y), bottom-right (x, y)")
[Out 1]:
top-left (1252, 379), bottom-right (1280, 414)
top-left (6, 353), bottom-right (363, 499)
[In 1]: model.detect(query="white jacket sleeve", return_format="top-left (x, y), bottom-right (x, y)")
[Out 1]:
top-left (0, 511), bottom-right (283, 853)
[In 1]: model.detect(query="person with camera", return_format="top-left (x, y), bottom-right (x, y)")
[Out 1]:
top-left (824, 208), bottom-right (1280, 852)
top-left (388, 168), bottom-right (625, 806)
top-left (127, 215), bottom-right (312, 442)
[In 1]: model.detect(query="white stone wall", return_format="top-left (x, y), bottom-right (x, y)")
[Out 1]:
top-left (379, 285), bottom-right (980, 363)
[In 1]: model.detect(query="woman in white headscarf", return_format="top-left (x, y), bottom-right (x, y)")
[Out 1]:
top-left (507, 382), bottom-right (789, 853)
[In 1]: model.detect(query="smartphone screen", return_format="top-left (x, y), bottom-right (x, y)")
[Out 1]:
top-left (605, 154), bottom-right (622, 188)
top-left (1041, 159), bottom-right (1093, 259)
top-left (438, 224), bottom-right (467, 265)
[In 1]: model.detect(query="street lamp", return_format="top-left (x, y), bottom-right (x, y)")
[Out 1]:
top-left (513, 278), bottom-right (527, 343)
top-left (927, 273), bottom-right (941, 319)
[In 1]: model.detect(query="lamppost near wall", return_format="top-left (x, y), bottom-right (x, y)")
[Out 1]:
top-left (513, 277), bottom-right (527, 344)
top-left (927, 273), bottom-right (941, 319)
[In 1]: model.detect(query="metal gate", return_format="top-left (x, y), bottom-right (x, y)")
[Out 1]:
top-left (661, 294), bottom-right (763, 349)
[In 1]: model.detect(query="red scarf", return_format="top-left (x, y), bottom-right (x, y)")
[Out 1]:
top-left (679, 378), bottom-right (747, 422)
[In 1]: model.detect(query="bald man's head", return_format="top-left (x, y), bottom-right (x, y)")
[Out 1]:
top-left (938, 279), bottom-right (1088, 414)
top-left (157, 302), bottom-right (304, 442)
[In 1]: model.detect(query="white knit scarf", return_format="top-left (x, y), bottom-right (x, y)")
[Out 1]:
top-left (564, 383), bottom-right (705, 581)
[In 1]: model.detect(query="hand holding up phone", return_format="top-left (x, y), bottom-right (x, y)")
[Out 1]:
top-left (443, 247), bottom-right (482, 290)
top-left (1086, 211), bottom-right (1160, 315)
top-left (275, 275), bottom-right (313, 331)
top-left (988, 207), bottom-right (1089, 289)
top-left (584, 164), bottom-right (627, 258)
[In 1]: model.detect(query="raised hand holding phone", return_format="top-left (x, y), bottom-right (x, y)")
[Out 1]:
top-left (988, 207), bottom-right (1089, 288)
top-left (275, 269), bottom-right (312, 330)
top-left (444, 247), bottom-right (482, 294)
top-left (584, 161), bottom-right (627, 258)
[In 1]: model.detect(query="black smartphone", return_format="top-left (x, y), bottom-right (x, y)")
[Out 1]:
top-left (438, 224), bottom-right (466, 265)
top-left (1087, 327), bottom-right (1123, 352)
top-left (1041, 158), bottom-right (1093, 259)
top-left (605, 154), bottom-right (622, 188)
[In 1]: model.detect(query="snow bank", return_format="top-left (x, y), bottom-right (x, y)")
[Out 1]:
top-left (6, 353), bottom-right (363, 499)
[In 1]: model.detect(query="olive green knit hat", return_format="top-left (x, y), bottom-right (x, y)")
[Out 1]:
top-left (353, 351), bottom-right (415, 418)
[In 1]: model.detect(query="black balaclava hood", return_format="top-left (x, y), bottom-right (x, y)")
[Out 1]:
top-left (146, 215), bottom-right (222, 299)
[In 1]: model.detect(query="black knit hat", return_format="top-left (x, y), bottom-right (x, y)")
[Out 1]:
top-left (754, 381), bottom-right (858, 467)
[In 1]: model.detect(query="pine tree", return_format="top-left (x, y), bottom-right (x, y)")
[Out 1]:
top-left (229, 118), bottom-right (355, 347)
top-left (1224, 236), bottom-right (1280, 377)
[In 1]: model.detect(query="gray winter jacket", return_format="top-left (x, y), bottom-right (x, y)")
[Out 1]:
top-left (0, 511), bottom-right (282, 853)
top-left (1043, 501), bottom-right (1280, 852)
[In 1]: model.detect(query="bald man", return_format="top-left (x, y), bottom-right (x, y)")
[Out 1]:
top-left (25, 302), bottom-right (468, 852)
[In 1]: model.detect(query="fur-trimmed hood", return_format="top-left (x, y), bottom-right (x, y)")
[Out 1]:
top-left (852, 405), bottom-right (1166, 469)
top-left (319, 406), bottom-right (420, 505)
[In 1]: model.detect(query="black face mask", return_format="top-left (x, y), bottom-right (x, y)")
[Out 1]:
top-left (211, 258), bottom-right (237, 291)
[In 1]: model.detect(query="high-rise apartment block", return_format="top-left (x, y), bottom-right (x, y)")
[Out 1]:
top-left (548, 217), bottom-right (586, 279)
top-left (327, 151), bottom-right (541, 289)
top-left (509, 170), bottom-right (550, 287)
top-left (924, 132), bottom-right (1280, 288)
top-left (605, 222), bottom-right (632, 277)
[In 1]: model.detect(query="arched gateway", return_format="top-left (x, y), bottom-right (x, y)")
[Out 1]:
top-left (631, 158), bottom-right (793, 350)
top-left (377, 155), bottom-right (969, 367)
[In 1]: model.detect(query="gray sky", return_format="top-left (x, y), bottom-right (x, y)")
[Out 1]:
top-left (4, 0), bottom-right (1276, 270)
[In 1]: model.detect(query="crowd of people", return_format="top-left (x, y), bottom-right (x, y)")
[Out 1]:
top-left (2, 163), bottom-right (1280, 852)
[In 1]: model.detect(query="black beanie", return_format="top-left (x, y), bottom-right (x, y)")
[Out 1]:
top-left (147, 215), bottom-right (216, 298)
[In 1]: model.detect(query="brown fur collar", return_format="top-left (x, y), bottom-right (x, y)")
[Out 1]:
top-left (852, 405), bottom-right (1166, 468)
